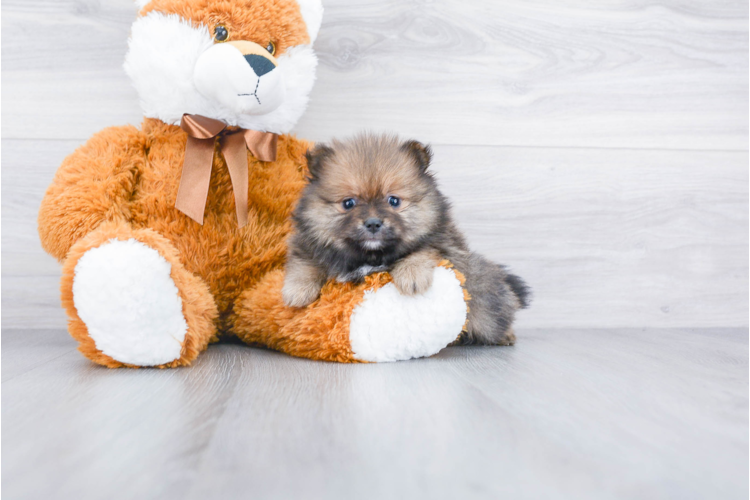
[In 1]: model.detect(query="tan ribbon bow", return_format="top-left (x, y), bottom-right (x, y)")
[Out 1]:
top-left (175, 113), bottom-right (278, 227)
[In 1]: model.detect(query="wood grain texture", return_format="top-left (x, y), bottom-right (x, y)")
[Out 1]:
top-left (429, 145), bottom-right (749, 328)
top-left (2, 2), bottom-right (747, 497)
top-left (2, 328), bottom-right (747, 499)
top-left (4, 138), bottom-right (746, 328)
top-left (1, 0), bottom-right (747, 149)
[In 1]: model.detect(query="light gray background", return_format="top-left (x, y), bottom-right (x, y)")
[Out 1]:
top-left (3, 0), bottom-right (748, 329)
top-left (2, 1), bottom-right (748, 499)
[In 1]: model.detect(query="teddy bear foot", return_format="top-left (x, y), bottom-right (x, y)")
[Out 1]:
top-left (72, 239), bottom-right (189, 366)
top-left (61, 223), bottom-right (219, 368)
top-left (348, 266), bottom-right (468, 362)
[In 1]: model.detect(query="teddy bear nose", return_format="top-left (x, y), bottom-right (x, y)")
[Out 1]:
top-left (244, 54), bottom-right (275, 77)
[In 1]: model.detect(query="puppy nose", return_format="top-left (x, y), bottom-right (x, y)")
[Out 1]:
top-left (244, 54), bottom-right (275, 77)
top-left (364, 218), bottom-right (383, 234)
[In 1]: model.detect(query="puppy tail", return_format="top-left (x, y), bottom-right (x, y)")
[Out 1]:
top-left (505, 271), bottom-right (531, 309)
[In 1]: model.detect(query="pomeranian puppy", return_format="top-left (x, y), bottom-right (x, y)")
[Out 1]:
top-left (282, 133), bottom-right (530, 345)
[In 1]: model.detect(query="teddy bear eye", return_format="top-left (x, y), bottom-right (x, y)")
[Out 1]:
top-left (342, 198), bottom-right (356, 210)
top-left (266, 41), bottom-right (276, 55)
top-left (388, 196), bottom-right (401, 208)
top-left (214, 25), bottom-right (228, 42)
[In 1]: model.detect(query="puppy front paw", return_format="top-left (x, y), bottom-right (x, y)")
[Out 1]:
top-left (391, 260), bottom-right (435, 296)
top-left (282, 279), bottom-right (321, 308)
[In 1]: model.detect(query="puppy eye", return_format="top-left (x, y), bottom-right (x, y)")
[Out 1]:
top-left (388, 196), bottom-right (401, 208)
top-left (266, 41), bottom-right (276, 55)
top-left (214, 25), bottom-right (229, 42)
top-left (342, 198), bottom-right (356, 210)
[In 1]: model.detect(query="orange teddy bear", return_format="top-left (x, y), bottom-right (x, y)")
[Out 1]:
top-left (38, 0), bottom-right (470, 367)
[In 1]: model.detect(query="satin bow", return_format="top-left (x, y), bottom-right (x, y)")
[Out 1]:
top-left (175, 113), bottom-right (278, 227)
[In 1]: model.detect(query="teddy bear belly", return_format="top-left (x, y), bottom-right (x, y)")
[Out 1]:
top-left (124, 131), bottom-right (310, 332)
top-left (126, 206), bottom-right (290, 333)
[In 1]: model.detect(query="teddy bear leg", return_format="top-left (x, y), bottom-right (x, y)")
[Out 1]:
top-left (61, 222), bottom-right (219, 368)
top-left (231, 264), bottom-right (469, 363)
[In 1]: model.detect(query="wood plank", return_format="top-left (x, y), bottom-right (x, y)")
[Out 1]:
top-left (188, 328), bottom-right (748, 500)
top-left (2, 276), bottom-right (68, 329)
top-left (2, 0), bottom-right (747, 149)
top-left (429, 145), bottom-right (749, 329)
top-left (1, 1), bottom-right (144, 138)
top-left (443, 328), bottom-right (749, 499)
top-left (1, 328), bottom-right (78, 382)
top-left (1, 139), bottom-right (76, 278)
top-left (4, 138), bottom-right (746, 328)
top-left (2, 328), bottom-right (747, 499)
top-left (1, 341), bottom-right (247, 500)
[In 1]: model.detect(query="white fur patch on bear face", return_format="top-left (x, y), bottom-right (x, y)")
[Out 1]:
top-left (193, 43), bottom-right (286, 115)
top-left (124, 12), bottom-right (317, 134)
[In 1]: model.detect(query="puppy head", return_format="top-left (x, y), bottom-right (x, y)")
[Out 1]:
top-left (296, 134), bottom-right (445, 255)
top-left (124, 0), bottom-right (323, 133)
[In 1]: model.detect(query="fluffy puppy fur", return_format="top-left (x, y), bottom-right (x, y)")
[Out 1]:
top-left (283, 133), bottom-right (530, 345)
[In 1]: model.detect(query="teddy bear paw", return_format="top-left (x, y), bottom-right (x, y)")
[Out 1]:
top-left (72, 238), bottom-right (188, 366)
top-left (349, 266), bottom-right (468, 362)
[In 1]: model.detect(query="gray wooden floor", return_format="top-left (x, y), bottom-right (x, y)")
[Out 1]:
top-left (2, 328), bottom-right (747, 500)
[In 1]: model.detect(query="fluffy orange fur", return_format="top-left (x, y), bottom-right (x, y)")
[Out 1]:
top-left (233, 270), bottom-right (365, 362)
top-left (40, 119), bottom-right (311, 334)
top-left (142, 0), bottom-right (310, 55)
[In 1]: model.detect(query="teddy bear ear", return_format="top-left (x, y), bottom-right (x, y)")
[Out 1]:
top-left (401, 140), bottom-right (433, 173)
top-left (296, 0), bottom-right (324, 44)
top-left (305, 143), bottom-right (334, 181)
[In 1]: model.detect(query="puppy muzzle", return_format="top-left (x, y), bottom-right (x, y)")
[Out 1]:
top-left (193, 41), bottom-right (286, 116)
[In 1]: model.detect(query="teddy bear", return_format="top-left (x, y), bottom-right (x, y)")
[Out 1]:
top-left (37, 0), bottom-right (470, 368)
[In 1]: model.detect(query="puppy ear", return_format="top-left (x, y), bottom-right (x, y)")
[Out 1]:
top-left (305, 144), bottom-right (334, 181)
top-left (401, 140), bottom-right (433, 173)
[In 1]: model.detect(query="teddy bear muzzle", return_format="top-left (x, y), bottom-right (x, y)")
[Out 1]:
top-left (193, 40), bottom-right (286, 116)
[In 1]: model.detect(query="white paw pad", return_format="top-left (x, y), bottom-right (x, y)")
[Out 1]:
top-left (349, 267), bottom-right (468, 362)
top-left (73, 238), bottom-right (188, 366)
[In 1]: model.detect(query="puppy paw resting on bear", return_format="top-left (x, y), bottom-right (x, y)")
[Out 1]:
top-left (38, 0), bottom-right (528, 367)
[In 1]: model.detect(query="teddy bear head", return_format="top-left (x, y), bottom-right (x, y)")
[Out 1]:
top-left (124, 0), bottom-right (323, 134)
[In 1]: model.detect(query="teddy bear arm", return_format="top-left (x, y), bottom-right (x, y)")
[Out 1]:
top-left (38, 125), bottom-right (147, 261)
